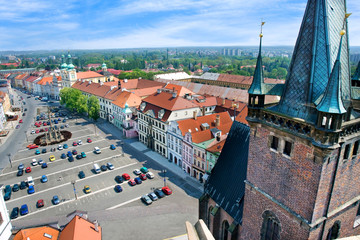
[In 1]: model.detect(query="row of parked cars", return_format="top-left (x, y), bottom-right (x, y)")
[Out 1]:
top-left (141, 186), bottom-right (172, 205)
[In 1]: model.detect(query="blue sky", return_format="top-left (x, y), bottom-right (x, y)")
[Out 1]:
top-left (0, 0), bottom-right (359, 50)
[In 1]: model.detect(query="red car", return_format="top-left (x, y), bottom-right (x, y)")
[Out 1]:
top-left (45, 128), bottom-right (48, 131)
top-left (35, 130), bottom-right (40, 134)
top-left (27, 144), bottom-right (39, 149)
top-left (73, 142), bottom-right (77, 146)
top-left (87, 138), bottom-right (92, 143)
top-left (162, 186), bottom-right (172, 195)
top-left (37, 199), bottom-right (44, 208)
top-left (43, 122), bottom-right (47, 126)
top-left (25, 167), bottom-right (31, 173)
top-left (128, 179), bottom-right (136, 186)
top-left (139, 174), bottom-right (147, 181)
top-left (122, 173), bottom-right (130, 180)
top-left (19, 119), bottom-right (23, 123)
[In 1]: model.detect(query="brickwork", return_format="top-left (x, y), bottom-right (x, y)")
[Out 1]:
top-left (241, 186), bottom-right (310, 240)
top-left (247, 124), bottom-right (322, 222)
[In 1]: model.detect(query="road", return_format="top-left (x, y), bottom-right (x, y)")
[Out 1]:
top-left (1, 91), bottom-right (201, 240)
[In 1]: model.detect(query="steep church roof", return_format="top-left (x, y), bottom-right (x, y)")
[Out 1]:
top-left (272, 0), bottom-right (351, 123)
top-left (204, 121), bottom-right (250, 223)
top-left (248, 32), bottom-right (265, 95)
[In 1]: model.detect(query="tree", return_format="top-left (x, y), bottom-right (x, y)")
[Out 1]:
top-left (60, 88), bottom-right (88, 113)
top-left (76, 94), bottom-right (88, 114)
top-left (87, 96), bottom-right (100, 121)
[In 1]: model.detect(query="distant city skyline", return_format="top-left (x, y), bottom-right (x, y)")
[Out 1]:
top-left (1, 0), bottom-right (359, 51)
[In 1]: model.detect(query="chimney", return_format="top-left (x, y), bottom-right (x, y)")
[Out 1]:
top-left (118, 80), bottom-right (121, 89)
top-left (157, 89), bottom-right (162, 94)
top-left (100, 81), bottom-right (104, 86)
top-left (215, 115), bottom-right (220, 127)
top-left (216, 135), bottom-right (221, 141)
top-left (124, 79), bottom-right (128, 83)
top-left (222, 98), bottom-right (225, 106)
top-left (138, 77), bottom-right (142, 80)
top-left (172, 92), bottom-right (177, 98)
top-left (89, 80), bottom-right (92, 84)
top-left (193, 111), bottom-right (197, 120)
top-left (94, 220), bottom-right (99, 232)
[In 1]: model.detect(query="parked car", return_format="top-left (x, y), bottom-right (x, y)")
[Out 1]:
top-left (114, 185), bottom-right (123, 193)
top-left (110, 144), bottom-right (116, 150)
top-left (63, 144), bottom-right (68, 149)
top-left (35, 149), bottom-right (41, 155)
top-left (162, 186), bottom-right (172, 195)
top-left (134, 177), bottom-right (142, 184)
top-left (100, 165), bottom-right (107, 171)
top-left (19, 119), bottom-right (23, 123)
top-left (115, 175), bottom-right (123, 183)
top-left (41, 175), bottom-right (48, 183)
top-left (139, 174), bottom-right (147, 181)
top-left (12, 184), bottom-right (19, 192)
top-left (10, 207), bottom-right (19, 219)
top-left (148, 192), bottom-right (158, 201)
top-left (94, 147), bottom-right (101, 154)
top-left (15, 125), bottom-right (20, 129)
top-left (20, 204), bottom-right (29, 215)
top-left (31, 159), bottom-right (38, 166)
top-left (106, 163), bottom-right (114, 170)
top-left (77, 140), bottom-right (82, 145)
top-left (4, 185), bottom-right (11, 200)
top-left (67, 151), bottom-right (72, 157)
top-left (42, 162), bottom-right (48, 168)
top-left (140, 167), bottom-right (149, 173)
top-left (25, 167), bottom-right (31, 173)
top-left (76, 154), bottom-right (82, 160)
top-left (18, 163), bottom-right (24, 171)
top-left (61, 153), bottom-right (66, 159)
top-left (27, 185), bottom-right (35, 194)
top-left (122, 173), bottom-right (130, 180)
top-left (20, 181), bottom-right (27, 190)
top-left (58, 145), bottom-right (63, 150)
top-left (72, 149), bottom-right (77, 155)
top-left (84, 185), bottom-right (91, 194)
top-left (68, 156), bottom-right (74, 162)
top-left (37, 199), bottom-right (44, 208)
top-left (146, 172), bottom-right (155, 179)
top-left (133, 169), bottom-right (141, 175)
top-left (141, 195), bottom-right (152, 205)
top-left (78, 171), bottom-right (85, 179)
top-left (42, 148), bottom-right (47, 154)
top-left (81, 152), bottom-right (86, 158)
top-left (72, 141), bottom-right (77, 146)
top-left (128, 179), bottom-right (136, 186)
top-left (87, 138), bottom-right (92, 143)
top-left (52, 195), bottom-right (60, 205)
top-left (38, 159), bottom-right (44, 165)
top-left (49, 155), bottom-right (55, 162)
top-left (17, 169), bottom-right (24, 176)
top-left (154, 188), bottom-right (165, 198)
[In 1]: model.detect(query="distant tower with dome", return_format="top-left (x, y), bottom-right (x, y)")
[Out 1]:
top-left (60, 52), bottom-right (77, 88)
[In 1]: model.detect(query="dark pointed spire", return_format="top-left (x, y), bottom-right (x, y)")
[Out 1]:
top-left (273, 0), bottom-right (351, 123)
top-left (316, 30), bottom-right (346, 114)
top-left (248, 22), bottom-right (265, 95)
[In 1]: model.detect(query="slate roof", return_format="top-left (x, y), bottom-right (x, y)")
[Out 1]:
top-left (273, 0), bottom-right (351, 123)
top-left (204, 121), bottom-right (250, 223)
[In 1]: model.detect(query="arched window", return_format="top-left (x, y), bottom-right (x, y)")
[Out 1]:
top-left (261, 211), bottom-right (281, 240)
top-left (327, 221), bottom-right (341, 240)
top-left (207, 206), bottom-right (213, 227)
top-left (221, 220), bottom-right (230, 240)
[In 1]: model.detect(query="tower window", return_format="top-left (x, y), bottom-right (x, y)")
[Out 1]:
top-left (283, 141), bottom-right (292, 157)
top-left (327, 221), bottom-right (341, 240)
top-left (271, 136), bottom-right (279, 151)
top-left (344, 144), bottom-right (351, 160)
top-left (261, 211), bottom-right (280, 240)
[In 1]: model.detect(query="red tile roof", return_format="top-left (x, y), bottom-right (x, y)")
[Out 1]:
top-left (112, 91), bottom-right (142, 108)
top-left (77, 71), bottom-right (104, 79)
top-left (25, 76), bottom-right (39, 83)
top-left (143, 91), bottom-right (199, 111)
top-left (191, 122), bottom-right (232, 143)
top-left (72, 80), bottom-right (112, 98)
top-left (15, 73), bottom-right (28, 80)
top-left (37, 76), bottom-right (53, 85)
top-left (164, 83), bottom-right (194, 96)
top-left (107, 69), bottom-right (122, 75)
top-left (14, 226), bottom-right (60, 240)
top-left (177, 112), bottom-right (232, 136)
top-left (190, 95), bottom-right (218, 107)
top-left (206, 139), bottom-right (226, 153)
top-left (59, 215), bottom-right (101, 240)
top-left (132, 86), bottom-right (165, 98)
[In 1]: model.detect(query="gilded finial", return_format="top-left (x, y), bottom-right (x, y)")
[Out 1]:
top-left (340, 29), bottom-right (346, 36)
top-left (260, 20), bottom-right (265, 38)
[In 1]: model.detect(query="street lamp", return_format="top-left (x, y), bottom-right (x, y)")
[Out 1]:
top-left (7, 153), bottom-right (12, 168)
top-left (162, 169), bottom-right (167, 187)
top-left (71, 180), bottom-right (78, 200)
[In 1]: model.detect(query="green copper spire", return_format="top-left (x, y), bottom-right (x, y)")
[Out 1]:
top-left (248, 22), bottom-right (265, 95)
top-left (316, 30), bottom-right (346, 114)
top-left (60, 54), bottom-right (68, 69)
top-left (67, 51), bottom-right (75, 70)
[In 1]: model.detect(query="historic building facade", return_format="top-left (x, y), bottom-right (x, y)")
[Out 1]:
top-left (200, 0), bottom-right (360, 239)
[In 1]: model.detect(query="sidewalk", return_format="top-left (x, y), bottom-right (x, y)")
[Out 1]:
top-left (95, 119), bottom-right (204, 194)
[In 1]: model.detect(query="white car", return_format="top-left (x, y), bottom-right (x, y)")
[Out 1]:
top-left (31, 159), bottom-right (38, 166)
top-left (31, 130), bottom-right (35, 134)
top-left (146, 172), bottom-right (155, 179)
top-left (65, 124), bottom-right (69, 128)
top-left (64, 116), bottom-right (68, 120)
top-left (106, 162), bottom-right (114, 170)
top-left (58, 145), bottom-right (63, 150)
top-left (133, 169), bottom-right (141, 175)
top-left (78, 140), bottom-right (82, 145)
top-left (94, 147), bottom-right (101, 154)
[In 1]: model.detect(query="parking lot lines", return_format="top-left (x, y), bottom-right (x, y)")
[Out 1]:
top-left (106, 197), bottom-right (141, 210)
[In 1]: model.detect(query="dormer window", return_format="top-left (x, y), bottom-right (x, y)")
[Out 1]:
top-left (158, 109), bottom-right (165, 119)
top-left (140, 102), bottom-right (146, 111)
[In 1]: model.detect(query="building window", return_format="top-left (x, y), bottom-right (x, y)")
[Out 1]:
top-left (344, 144), bottom-right (351, 160)
top-left (271, 136), bottom-right (279, 151)
top-left (353, 141), bottom-right (359, 157)
top-left (327, 221), bottom-right (341, 240)
top-left (221, 220), bottom-right (230, 240)
top-left (283, 141), bottom-right (292, 157)
top-left (261, 211), bottom-right (280, 240)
